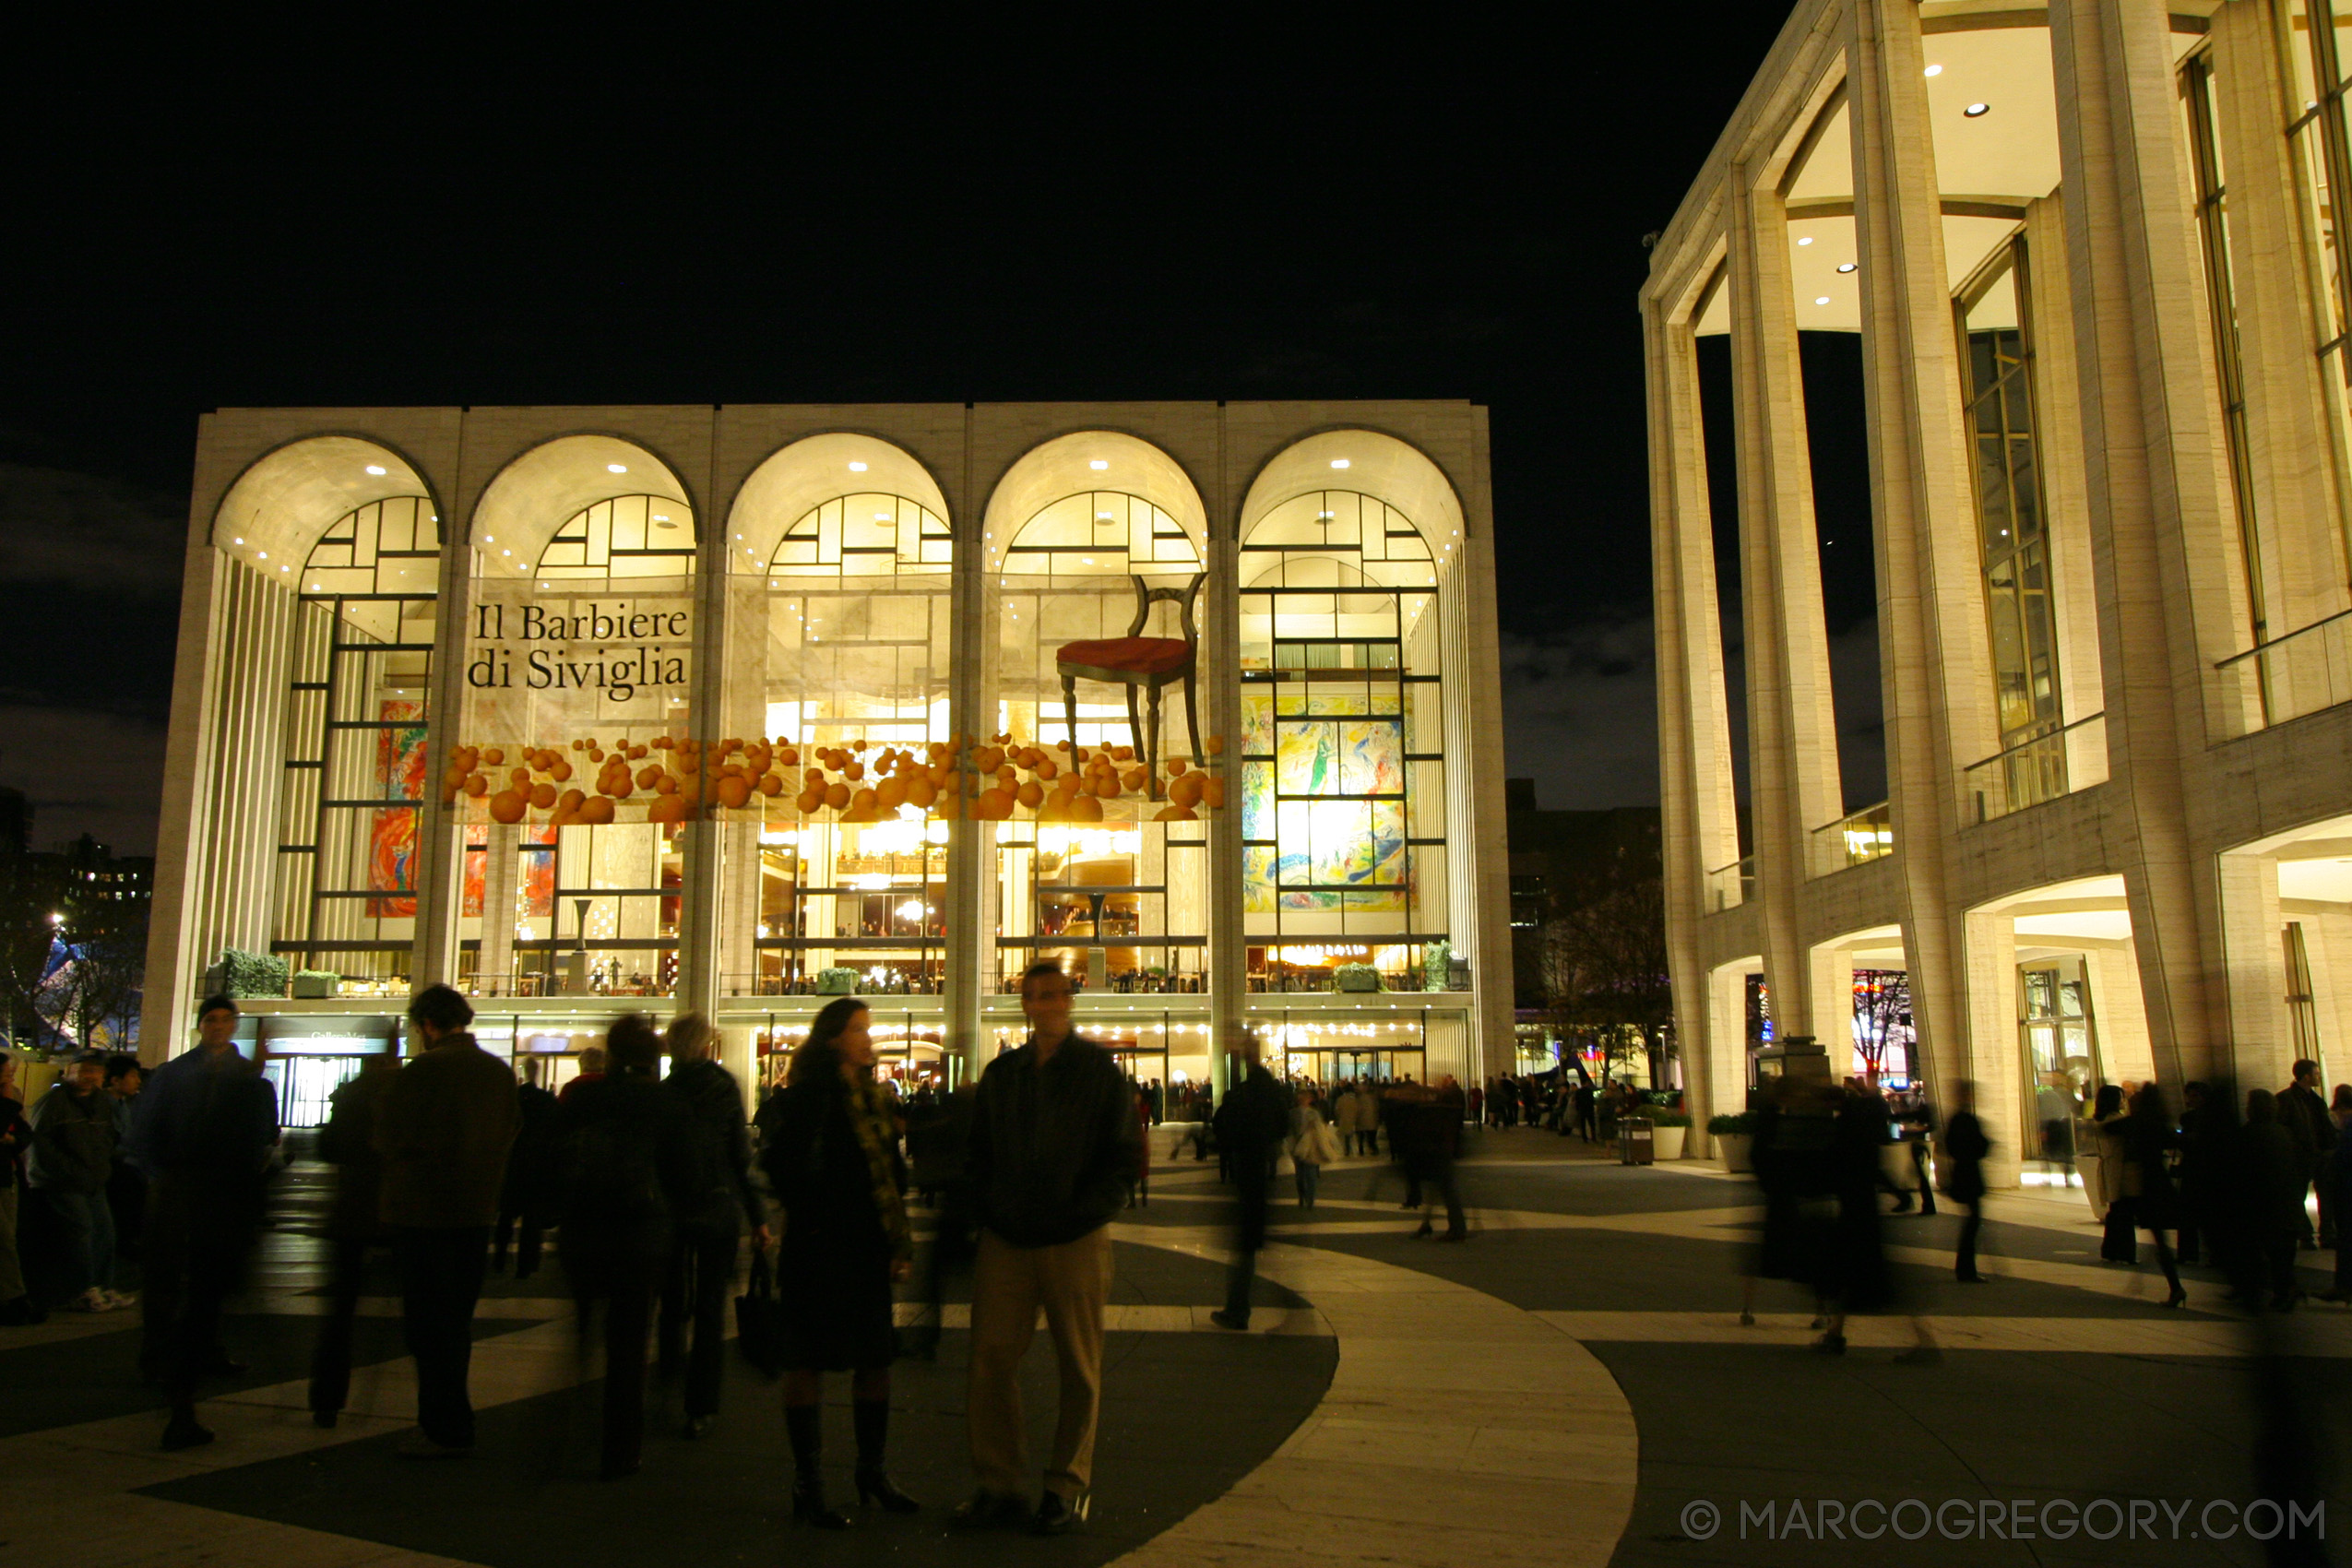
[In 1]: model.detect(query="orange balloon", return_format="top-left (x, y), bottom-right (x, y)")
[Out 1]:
top-left (795, 787), bottom-right (824, 814)
top-left (824, 781), bottom-right (851, 810)
top-left (482, 747), bottom-right (505, 766)
top-left (1034, 757), bottom-right (1059, 781)
top-left (529, 782), bottom-right (558, 810)
top-left (463, 773), bottom-right (489, 798)
top-left (1016, 780), bottom-right (1044, 810)
top-left (844, 761), bottom-right (864, 781)
top-left (876, 776), bottom-right (908, 810)
top-left (850, 789), bottom-right (877, 813)
top-left (557, 788), bottom-right (586, 811)
top-left (1206, 735), bottom-right (1227, 755)
top-left (906, 777), bottom-right (936, 809)
top-left (778, 746), bottom-right (800, 767)
top-left (580, 795), bottom-right (616, 826)
top-left (1113, 745), bottom-right (1134, 762)
top-left (976, 787), bottom-right (1014, 820)
top-left (636, 765), bottom-right (662, 789)
top-left (510, 767), bottom-right (530, 788)
top-left (653, 774), bottom-right (678, 796)
top-left (1122, 767), bottom-right (1148, 793)
top-left (1067, 794), bottom-right (1104, 822)
top-left (716, 776), bottom-right (752, 809)
top-left (550, 758), bottom-right (573, 782)
top-left (1090, 773), bottom-right (1118, 799)
top-left (647, 794), bottom-right (686, 824)
top-left (489, 790), bottom-right (526, 825)
top-left (1200, 778), bottom-right (1225, 808)
top-left (1167, 757), bottom-right (1188, 776)
top-left (1154, 804), bottom-right (1197, 822)
top-left (1169, 772), bottom-right (1204, 808)
top-left (758, 773), bottom-right (784, 797)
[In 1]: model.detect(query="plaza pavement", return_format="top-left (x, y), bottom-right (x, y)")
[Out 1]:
top-left (0, 1126), bottom-right (2344, 1568)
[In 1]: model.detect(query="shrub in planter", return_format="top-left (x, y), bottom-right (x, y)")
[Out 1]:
top-left (1420, 940), bottom-right (1453, 992)
top-left (291, 968), bottom-right (340, 999)
top-left (1706, 1111), bottom-right (1756, 1136)
top-left (815, 968), bottom-right (862, 995)
top-left (217, 948), bottom-right (291, 999)
top-left (1334, 963), bottom-right (1381, 992)
top-left (1647, 1109), bottom-right (1691, 1128)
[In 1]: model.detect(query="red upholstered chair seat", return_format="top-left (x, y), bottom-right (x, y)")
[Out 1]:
top-left (1055, 636), bottom-right (1192, 675)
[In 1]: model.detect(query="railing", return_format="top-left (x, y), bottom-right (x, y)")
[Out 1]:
top-left (1962, 712), bottom-right (2107, 824)
top-left (1808, 802), bottom-right (1893, 877)
top-left (2215, 609), bottom-right (2352, 738)
top-left (1704, 855), bottom-right (1755, 912)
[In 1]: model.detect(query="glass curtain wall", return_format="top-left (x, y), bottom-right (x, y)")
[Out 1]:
top-left (743, 493), bottom-right (953, 994)
top-left (1956, 239), bottom-right (2065, 782)
top-left (271, 497), bottom-right (441, 993)
top-left (1238, 492), bottom-right (1446, 992)
top-left (992, 493), bottom-right (1209, 993)
top-left (456, 494), bottom-right (695, 997)
top-left (2283, 0), bottom-right (2352, 554)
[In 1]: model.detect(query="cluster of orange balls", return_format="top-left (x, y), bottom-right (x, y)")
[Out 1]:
top-left (445, 731), bottom-right (1226, 829)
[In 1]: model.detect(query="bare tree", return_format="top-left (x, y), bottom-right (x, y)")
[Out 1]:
top-left (1850, 969), bottom-right (1912, 1085)
top-left (1539, 877), bottom-right (1671, 1083)
top-left (0, 856), bottom-right (68, 1050)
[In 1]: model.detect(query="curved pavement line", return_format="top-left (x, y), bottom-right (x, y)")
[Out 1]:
top-left (1105, 1222), bottom-right (1639, 1568)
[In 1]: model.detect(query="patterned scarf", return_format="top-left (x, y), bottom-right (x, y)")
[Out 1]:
top-left (845, 1075), bottom-right (910, 1264)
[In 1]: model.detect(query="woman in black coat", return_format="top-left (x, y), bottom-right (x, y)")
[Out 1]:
top-left (556, 1015), bottom-right (698, 1480)
top-left (754, 996), bottom-right (915, 1527)
top-left (2117, 1084), bottom-right (2187, 1307)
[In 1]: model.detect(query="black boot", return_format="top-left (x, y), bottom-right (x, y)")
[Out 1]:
top-left (852, 1401), bottom-right (919, 1513)
top-left (786, 1405), bottom-right (849, 1528)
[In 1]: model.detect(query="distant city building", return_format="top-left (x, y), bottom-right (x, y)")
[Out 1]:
top-left (1646, 0), bottom-right (2352, 1182)
top-left (0, 787), bottom-right (29, 858)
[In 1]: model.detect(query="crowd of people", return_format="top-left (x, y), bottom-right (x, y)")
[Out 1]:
top-left (1479, 1071), bottom-right (1656, 1146)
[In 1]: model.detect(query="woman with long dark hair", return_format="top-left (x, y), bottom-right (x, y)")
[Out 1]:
top-left (754, 996), bottom-right (916, 1527)
top-left (2092, 1083), bottom-right (2135, 1263)
top-left (2114, 1083), bottom-right (2187, 1306)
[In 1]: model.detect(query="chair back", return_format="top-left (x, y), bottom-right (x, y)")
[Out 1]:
top-left (1126, 572), bottom-right (1205, 644)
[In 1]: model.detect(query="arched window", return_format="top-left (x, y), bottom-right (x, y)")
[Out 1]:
top-left (457, 487), bottom-right (697, 999)
top-left (1239, 491), bottom-right (1444, 987)
top-left (272, 496), bottom-right (442, 989)
top-left (745, 493), bottom-right (954, 994)
top-left (992, 492), bottom-right (1208, 997)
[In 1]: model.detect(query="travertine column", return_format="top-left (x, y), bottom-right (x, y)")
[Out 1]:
top-left (2049, 0), bottom-right (2244, 1089)
top-left (945, 441), bottom-right (990, 1081)
top-left (1847, 0), bottom-right (1995, 1103)
top-left (1646, 289), bottom-right (1743, 1149)
top-left (2215, 849), bottom-right (2293, 1087)
top-left (1730, 175), bottom-right (1847, 1039)
top-left (1205, 525), bottom-right (1247, 1091)
top-left (2023, 196), bottom-right (2112, 742)
top-left (1805, 941), bottom-right (1854, 1066)
top-left (1960, 908), bottom-right (2022, 1189)
top-left (412, 516), bottom-right (476, 990)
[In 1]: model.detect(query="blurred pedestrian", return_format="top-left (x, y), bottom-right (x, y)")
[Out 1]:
top-left (494, 1056), bottom-right (560, 1279)
top-left (374, 984), bottom-right (518, 1460)
top-left (2114, 1083), bottom-right (2186, 1308)
top-left (26, 1051), bottom-right (124, 1312)
top-left (2282, 1059), bottom-right (2336, 1248)
top-left (309, 1038), bottom-right (397, 1426)
top-left (754, 997), bottom-right (916, 1525)
top-left (1210, 1035), bottom-right (1289, 1331)
top-left (2176, 1081), bottom-right (2219, 1265)
top-left (101, 1054), bottom-right (144, 1281)
top-left (905, 1078), bottom-right (976, 1360)
top-left (1942, 1079), bottom-right (1991, 1284)
top-left (958, 960), bottom-right (1139, 1535)
top-left (1289, 1087), bottom-right (1337, 1209)
top-left (1817, 1080), bottom-right (1937, 1362)
top-left (0, 1055), bottom-right (37, 1324)
top-left (130, 996), bottom-right (279, 1450)
top-left (659, 1013), bottom-right (767, 1441)
top-left (2090, 1084), bottom-right (2134, 1263)
top-left (2235, 1090), bottom-right (2306, 1312)
top-left (555, 1014), bottom-right (694, 1479)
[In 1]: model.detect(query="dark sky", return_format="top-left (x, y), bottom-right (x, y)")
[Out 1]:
top-left (5, 10), bottom-right (1812, 855)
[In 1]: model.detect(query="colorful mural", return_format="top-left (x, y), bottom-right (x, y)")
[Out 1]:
top-left (367, 701), bottom-right (427, 917)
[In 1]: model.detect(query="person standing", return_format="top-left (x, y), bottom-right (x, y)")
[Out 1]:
top-left (0, 1055), bottom-right (39, 1324)
top-left (27, 1051), bottom-right (125, 1312)
top-left (658, 1013), bottom-right (767, 1441)
top-left (555, 1015), bottom-right (695, 1479)
top-left (309, 1039), bottom-right (397, 1426)
top-left (2090, 1084), bottom-right (2135, 1264)
top-left (2236, 1090), bottom-right (2306, 1311)
top-left (101, 1055), bottom-right (145, 1284)
top-left (129, 995), bottom-right (279, 1449)
top-left (2322, 1087), bottom-right (2352, 1304)
top-left (1289, 1087), bottom-right (1336, 1209)
top-left (494, 1057), bottom-right (560, 1279)
top-left (2281, 1059), bottom-right (2337, 1248)
top-left (2117, 1083), bottom-right (2187, 1308)
top-left (374, 984), bottom-right (518, 1459)
top-left (958, 960), bottom-right (1140, 1535)
top-left (1942, 1080), bottom-right (1992, 1284)
top-left (754, 998), bottom-right (917, 1526)
top-left (1209, 1036), bottom-right (1289, 1331)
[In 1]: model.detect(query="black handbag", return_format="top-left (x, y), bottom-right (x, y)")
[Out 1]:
top-left (734, 1249), bottom-right (785, 1378)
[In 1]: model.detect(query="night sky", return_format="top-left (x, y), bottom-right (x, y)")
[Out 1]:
top-left (4, 10), bottom-right (1835, 855)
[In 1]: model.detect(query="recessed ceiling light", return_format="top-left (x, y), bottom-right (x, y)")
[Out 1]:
top-left (1331, 458), bottom-right (1350, 469)
top-left (1836, 262), bottom-right (1857, 273)
top-left (503, 549), bottom-right (512, 555)
top-left (364, 464), bottom-right (387, 476)
top-left (1815, 296), bottom-right (1832, 305)
top-left (1923, 63), bottom-right (1942, 77)
top-left (607, 463), bottom-right (628, 474)
top-left (849, 461), bottom-right (868, 472)
top-left (257, 551), bottom-right (267, 559)
top-left (653, 514), bottom-right (669, 521)
top-left (1965, 102), bottom-right (1990, 117)
top-left (875, 511), bottom-right (891, 520)
top-left (1797, 236), bottom-right (1814, 246)
top-left (1088, 459), bottom-right (1109, 470)
top-left (233, 537), bottom-right (244, 545)
top-left (484, 534), bottom-right (494, 542)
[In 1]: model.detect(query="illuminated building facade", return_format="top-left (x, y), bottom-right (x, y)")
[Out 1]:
top-left (144, 403), bottom-right (1510, 1108)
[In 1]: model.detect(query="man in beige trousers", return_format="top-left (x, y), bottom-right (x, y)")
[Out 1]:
top-left (956, 960), bottom-right (1141, 1536)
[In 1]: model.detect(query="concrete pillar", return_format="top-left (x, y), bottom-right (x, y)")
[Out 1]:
top-left (1848, 0), bottom-right (1996, 1102)
top-left (1205, 522), bottom-right (1247, 1091)
top-left (1806, 941), bottom-right (1853, 1072)
top-left (411, 515), bottom-right (475, 991)
top-left (2215, 849), bottom-right (2293, 1088)
top-left (2085, 939), bottom-right (2156, 1084)
top-left (1645, 289), bottom-right (1743, 1147)
top-left (1960, 908), bottom-right (2023, 1189)
top-left (945, 413), bottom-right (990, 1082)
top-left (2049, 0), bottom-right (2247, 1090)
top-left (2021, 196), bottom-right (2111, 740)
top-left (1729, 174), bottom-right (1847, 1039)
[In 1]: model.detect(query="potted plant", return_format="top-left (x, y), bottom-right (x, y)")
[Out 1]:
top-left (1334, 962), bottom-right (1380, 992)
top-left (215, 947), bottom-right (291, 1000)
top-left (1420, 939), bottom-right (1453, 992)
top-left (1648, 1107), bottom-right (1690, 1161)
top-left (815, 967), bottom-right (861, 995)
top-left (1708, 1111), bottom-right (1757, 1171)
top-left (291, 968), bottom-right (340, 999)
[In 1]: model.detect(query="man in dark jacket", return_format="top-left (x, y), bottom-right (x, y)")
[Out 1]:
top-left (1209, 1034), bottom-right (1291, 1332)
top-left (657, 1013), bottom-right (767, 1439)
top-left (28, 1051), bottom-right (124, 1313)
top-left (1942, 1079), bottom-right (1991, 1282)
top-left (309, 1040), bottom-right (398, 1427)
top-left (374, 984), bottom-right (519, 1458)
top-left (958, 960), bottom-right (1140, 1536)
top-left (2282, 1059), bottom-right (2337, 1248)
top-left (0, 1055), bottom-right (38, 1324)
top-left (128, 995), bottom-right (280, 1449)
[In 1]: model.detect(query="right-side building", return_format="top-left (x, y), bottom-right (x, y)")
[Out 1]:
top-left (1646, 0), bottom-right (2352, 1180)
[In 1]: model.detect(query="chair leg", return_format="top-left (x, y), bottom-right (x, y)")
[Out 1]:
top-left (1063, 675), bottom-right (1080, 751)
top-left (1182, 668), bottom-right (1203, 768)
top-left (1145, 683), bottom-right (1163, 800)
top-left (1125, 685), bottom-right (1146, 786)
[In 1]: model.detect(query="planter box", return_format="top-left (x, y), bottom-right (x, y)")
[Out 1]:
top-left (1651, 1125), bottom-right (1687, 1161)
top-left (1716, 1132), bottom-right (1752, 1172)
top-left (815, 968), bottom-right (861, 995)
